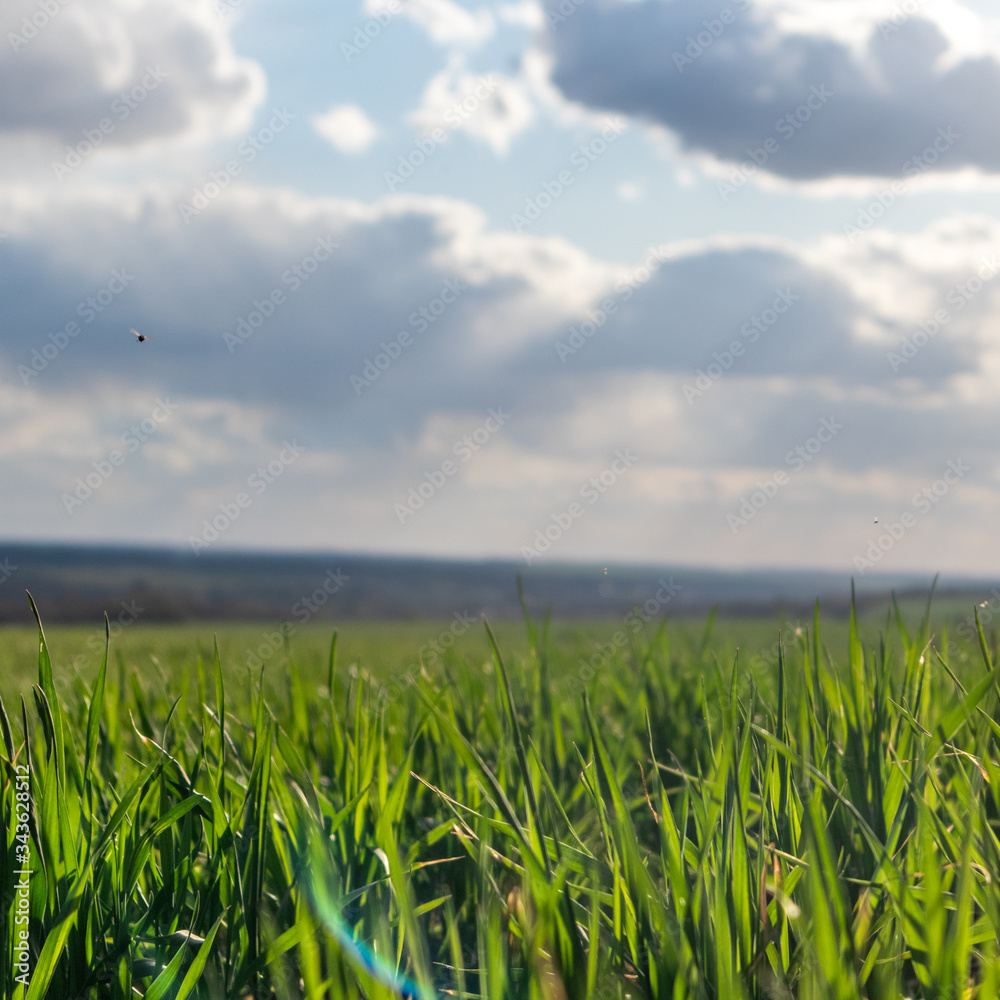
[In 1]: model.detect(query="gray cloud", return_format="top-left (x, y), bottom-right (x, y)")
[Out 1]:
top-left (524, 245), bottom-right (889, 380)
top-left (546, 0), bottom-right (1000, 180)
top-left (0, 188), bottom-right (600, 447)
top-left (1, 189), bottom-right (995, 442)
top-left (2, 187), bottom-right (999, 566)
top-left (0, 0), bottom-right (264, 148)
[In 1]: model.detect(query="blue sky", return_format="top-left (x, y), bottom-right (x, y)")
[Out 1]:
top-left (3, 0), bottom-right (1000, 575)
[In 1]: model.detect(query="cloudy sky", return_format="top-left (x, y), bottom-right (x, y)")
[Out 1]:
top-left (3, 0), bottom-right (1000, 575)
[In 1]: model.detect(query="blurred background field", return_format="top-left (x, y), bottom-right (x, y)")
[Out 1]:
top-left (1, 592), bottom-right (994, 700)
top-left (2, 544), bottom-right (1000, 702)
top-left (1, 543), bottom-right (989, 625)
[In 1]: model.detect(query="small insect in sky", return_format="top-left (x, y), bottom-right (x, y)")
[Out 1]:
top-left (874, 517), bottom-right (878, 523)
top-left (131, 328), bottom-right (151, 343)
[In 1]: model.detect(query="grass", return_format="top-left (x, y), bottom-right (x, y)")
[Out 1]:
top-left (1, 586), bottom-right (999, 999)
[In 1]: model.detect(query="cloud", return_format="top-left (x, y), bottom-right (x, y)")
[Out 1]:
top-left (0, 0), bottom-right (265, 150)
top-left (1, 188), bottom-right (994, 423)
top-left (409, 59), bottom-right (536, 154)
top-left (313, 104), bottom-right (380, 154)
top-left (498, 1), bottom-right (545, 31)
top-left (1, 183), bottom-right (999, 568)
top-left (0, 184), bottom-right (604, 430)
top-left (364, 0), bottom-right (495, 47)
top-left (545, 0), bottom-right (1000, 182)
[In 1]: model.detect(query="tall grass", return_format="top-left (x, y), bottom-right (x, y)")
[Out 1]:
top-left (2, 587), bottom-right (999, 999)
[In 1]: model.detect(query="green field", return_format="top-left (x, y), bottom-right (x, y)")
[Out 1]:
top-left (2, 591), bottom-right (999, 999)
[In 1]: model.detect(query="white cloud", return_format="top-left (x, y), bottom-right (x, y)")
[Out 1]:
top-left (497, 1), bottom-right (545, 31)
top-left (616, 181), bottom-right (643, 201)
top-left (0, 0), bottom-right (265, 152)
top-left (313, 104), bottom-right (380, 154)
top-left (365, 0), bottom-right (495, 47)
top-left (410, 58), bottom-right (535, 155)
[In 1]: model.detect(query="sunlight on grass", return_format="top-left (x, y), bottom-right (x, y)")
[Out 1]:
top-left (1, 587), bottom-right (998, 998)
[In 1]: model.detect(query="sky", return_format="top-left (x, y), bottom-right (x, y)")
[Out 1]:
top-left (2, 0), bottom-right (1000, 576)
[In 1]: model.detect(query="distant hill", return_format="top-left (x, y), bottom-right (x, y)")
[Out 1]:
top-left (0, 543), bottom-right (988, 624)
